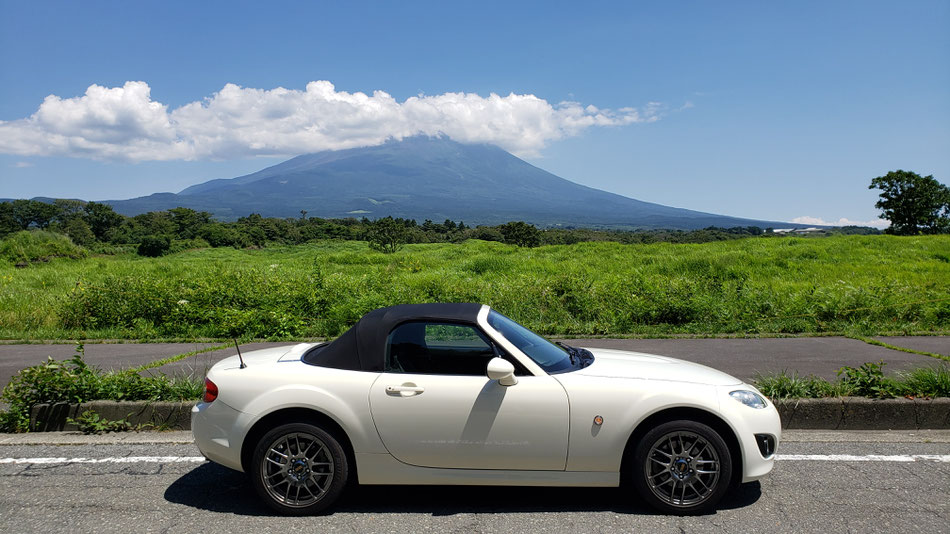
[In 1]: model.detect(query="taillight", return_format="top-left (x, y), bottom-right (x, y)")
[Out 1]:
top-left (203, 378), bottom-right (218, 403)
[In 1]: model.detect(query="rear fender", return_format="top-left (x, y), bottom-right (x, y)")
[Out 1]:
top-left (237, 383), bottom-right (387, 455)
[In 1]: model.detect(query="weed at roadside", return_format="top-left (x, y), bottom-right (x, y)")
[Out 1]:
top-left (754, 362), bottom-right (950, 399)
top-left (0, 344), bottom-right (203, 433)
top-left (66, 410), bottom-right (133, 434)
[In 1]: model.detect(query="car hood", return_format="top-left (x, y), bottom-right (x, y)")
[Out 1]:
top-left (574, 348), bottom-right (743, 386)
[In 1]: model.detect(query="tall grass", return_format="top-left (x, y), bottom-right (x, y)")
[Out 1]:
top-left (0, 235), bottom-right (948, 339)
top-left (0, 230), bottom-right (86, 265)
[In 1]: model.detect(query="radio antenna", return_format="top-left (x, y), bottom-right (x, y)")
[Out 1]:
top-left (233, 338), bottom-right (247, 369)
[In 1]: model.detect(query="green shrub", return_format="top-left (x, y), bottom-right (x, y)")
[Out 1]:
top-left (168, 238), bottom-right (210, 254)
top-left (754, 363), bottom-right (950, 399)
top-left (367, 217), bottom-right (408, 254)
top-left (137, 235), bottom-right (171, 257)
top-left (837, 361), bottom-right (894, 398)
top-left (0, 230), bottom-right (86, 265)
top-left (0, 345), bottom-right (203, 433)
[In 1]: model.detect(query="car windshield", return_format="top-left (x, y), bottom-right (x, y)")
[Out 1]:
top-left (487, 310), bottom-right (574, 373)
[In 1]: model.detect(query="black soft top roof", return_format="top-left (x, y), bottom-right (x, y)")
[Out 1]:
top-left (303, 303), bottom-right (484, 371)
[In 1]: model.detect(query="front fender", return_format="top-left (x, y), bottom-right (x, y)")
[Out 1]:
top-left (557, 375), bottom-right (721, 472)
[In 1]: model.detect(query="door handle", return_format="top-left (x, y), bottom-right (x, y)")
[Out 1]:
top-left (386, 385), bottom-right (425, 397)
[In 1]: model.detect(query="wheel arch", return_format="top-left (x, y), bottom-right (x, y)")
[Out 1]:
top-left (240, 407), bottom-right (357, 480)
top-left (620, 406), bottom-right (742, 487)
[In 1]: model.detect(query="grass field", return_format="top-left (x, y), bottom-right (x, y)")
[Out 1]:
top-left (1, 235), bottom-right (948, 340)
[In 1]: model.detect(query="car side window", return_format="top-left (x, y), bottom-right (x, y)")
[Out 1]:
top-left (385, 321), bottom-right (526, 375)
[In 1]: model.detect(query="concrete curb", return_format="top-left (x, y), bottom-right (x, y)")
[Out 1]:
top-left (30, 401), bottom-right (194, 432)
top-left (26, 397), bottom-right (950, 433)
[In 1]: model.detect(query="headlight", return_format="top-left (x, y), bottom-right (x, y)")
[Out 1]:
top-left (730, 390), bottom-right (767, 409)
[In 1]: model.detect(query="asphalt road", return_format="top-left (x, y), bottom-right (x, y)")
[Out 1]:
top-left (0, 336), bottom-right (946, 391)
top-left (0, 430), bottom-right (947, 533)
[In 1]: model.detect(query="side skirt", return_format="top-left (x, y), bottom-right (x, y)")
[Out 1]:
top-left (355, 453), bottom-right (619, 487)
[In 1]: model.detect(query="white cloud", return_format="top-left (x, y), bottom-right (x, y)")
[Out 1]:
top-left (12, 161), bottom-right (33, 168)
top-left (0, 81), bottom-right (659, 162)
top-left (791, 215), bottom-right (890, 229)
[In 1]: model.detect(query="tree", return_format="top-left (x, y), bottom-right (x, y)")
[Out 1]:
top-left (83, 202), bottom-right (124, 241)
top-left (498, 221), bottom-right (541, 247)
top-left (367, 217), bottom-right (408, 253)
top-left (62, 218), bottom-right (95, 246)
top-left (869, 170), bottom-right (950, 235)
top-left (10, 199), bottom-right (58, 229)
top-left (131, 211), bottom-right (176, 239)
top-left (168, 207), bottom-right (212, 239)
top-left (52, 199), bottom-right (86, 223)
top-left (199, 224), bottom-right (249, 248)
top-left (472, 226), bottom-right (504, 242)
top-left (0, 202), bottom-right (18, 238)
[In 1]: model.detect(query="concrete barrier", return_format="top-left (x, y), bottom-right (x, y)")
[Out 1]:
top-left (773, 397), bottom-right (950, 430)
top-left (27, 397), bottom-right (950, 432)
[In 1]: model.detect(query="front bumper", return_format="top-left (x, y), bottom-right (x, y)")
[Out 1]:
top-left (718, 385), bottom-right (782, 482)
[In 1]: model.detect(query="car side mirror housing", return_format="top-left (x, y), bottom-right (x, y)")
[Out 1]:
top-left (487, 357), bottom-right (518, 386)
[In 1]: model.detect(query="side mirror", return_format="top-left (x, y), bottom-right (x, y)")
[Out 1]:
top-left (487, 357), bottom-right (518, 386)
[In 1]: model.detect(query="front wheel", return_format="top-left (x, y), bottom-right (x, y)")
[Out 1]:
top-left (250, 423), bottom-right (348, 515)
top-left (632, 420), bottom-right (733, 514)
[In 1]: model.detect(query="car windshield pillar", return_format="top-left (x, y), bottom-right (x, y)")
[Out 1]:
top-left (486, 310), bottom-right (574, 373)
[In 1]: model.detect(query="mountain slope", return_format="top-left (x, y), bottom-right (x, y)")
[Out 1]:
top-left (108, 136), bottom-right (788, 229)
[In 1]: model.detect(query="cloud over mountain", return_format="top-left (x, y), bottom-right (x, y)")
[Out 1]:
top-left (0, 81), bottom-right (658, 162)
top-left (791, 215), bottom-right (889, 229)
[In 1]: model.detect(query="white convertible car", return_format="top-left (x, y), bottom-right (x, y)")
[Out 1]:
top-left (192, 303), bottom-right (780, 515)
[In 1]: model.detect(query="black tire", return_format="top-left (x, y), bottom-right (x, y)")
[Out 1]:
top-left (631, 420), bottom-right (733, 515)
top-left (250, 422), bottom-right (348, 515)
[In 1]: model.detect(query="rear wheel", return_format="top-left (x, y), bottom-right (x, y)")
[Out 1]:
top-left (250, 423), bottom-right (348, 515)
top-left (632, 420), bottom-right (732, 514)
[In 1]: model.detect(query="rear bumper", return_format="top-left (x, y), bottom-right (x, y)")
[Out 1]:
top-left (191, 400), bottom-right (248, 472)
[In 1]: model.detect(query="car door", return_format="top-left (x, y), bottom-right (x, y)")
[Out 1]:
top-left (368, 321), bottom-right (570, 471)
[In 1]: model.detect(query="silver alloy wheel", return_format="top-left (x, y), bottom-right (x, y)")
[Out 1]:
top-left (260, 431), bottom-right (335, 508)
top-left (644, 430), bottom-right (721, 508)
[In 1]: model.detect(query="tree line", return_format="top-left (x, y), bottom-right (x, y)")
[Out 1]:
top-left (9, 166), bottom-right (946, 256)
top-left (1, 198), bottom-right (828, 256)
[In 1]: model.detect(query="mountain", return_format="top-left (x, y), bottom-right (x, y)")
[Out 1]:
top-left (107, 136), bottom-right (789, 229)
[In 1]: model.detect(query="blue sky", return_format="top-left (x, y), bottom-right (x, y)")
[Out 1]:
top-left (1, 0), bottom-right (948, 227)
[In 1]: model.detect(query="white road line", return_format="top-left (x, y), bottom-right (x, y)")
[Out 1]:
top-left (1, 454), bottom-right (949, 465)
top-left (776, 454), bottom-right (950, 463)
top-left (0, 456), bottom-right (206, 464)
